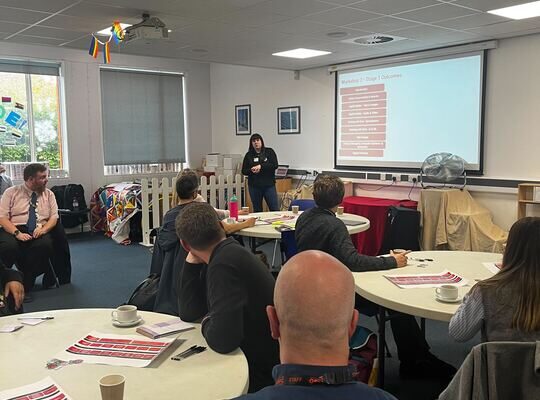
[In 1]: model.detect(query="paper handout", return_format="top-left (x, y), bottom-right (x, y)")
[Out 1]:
top-left (384, 270), bottom-right (468, 289)
top-left (0, 376), bottom-right (72, 400)
top-left (58, 330), bottom-right (176, 368)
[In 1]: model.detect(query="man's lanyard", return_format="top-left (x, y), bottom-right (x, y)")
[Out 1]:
top-left (275, 369), bottom-right (355, 386)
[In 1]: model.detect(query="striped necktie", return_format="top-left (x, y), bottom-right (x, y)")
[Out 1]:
top-left (27, 191), bottom-right (37, 234)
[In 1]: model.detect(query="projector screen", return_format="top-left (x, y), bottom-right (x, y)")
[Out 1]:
top-left (335, 51), bottom-right (485, 173)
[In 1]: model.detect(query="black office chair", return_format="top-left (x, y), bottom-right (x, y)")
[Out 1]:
top-left (52, 184), bottom-right (90, 232)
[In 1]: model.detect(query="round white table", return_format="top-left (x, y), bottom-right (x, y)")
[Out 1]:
top-left (353, 250), bottom-right (502, 322)
top-left (234, 211), bottom-right (370, 239)
top-left (0, 309), bottom-right (249, 399)
top-left (353, 250), bottom-right (502, 387)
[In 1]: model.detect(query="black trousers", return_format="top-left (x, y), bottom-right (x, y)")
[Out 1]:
top-left (48, 223), bottom-right (72, 284)
top-left (0, 227), bottom-right (54, 290)
top-left (356, 295), bottom-right (430, 363)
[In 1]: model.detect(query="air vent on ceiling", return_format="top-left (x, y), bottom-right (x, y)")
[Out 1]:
top-left (341, 34), bottom-right (406, 46)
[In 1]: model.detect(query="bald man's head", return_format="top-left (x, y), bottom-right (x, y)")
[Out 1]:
top-left (272, 250), bottom-right (356, 349)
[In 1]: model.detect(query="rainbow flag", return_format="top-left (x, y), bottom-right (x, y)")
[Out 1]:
top-left (103, 41), bottom-right (111, 64)
top-left (112, 21), bottom-right (124, 44)
top-left (89, 36), bottom-right (98, 58)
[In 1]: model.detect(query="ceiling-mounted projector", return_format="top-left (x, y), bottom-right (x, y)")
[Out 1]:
top-left (124, 13), bottom-right (169, 43)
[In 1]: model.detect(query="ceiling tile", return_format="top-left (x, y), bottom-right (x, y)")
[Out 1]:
top-left (40, 14), bottom-right (135, 32)
top-left (0, 21), bottom-right (32, 34)
top-left (21, 25), bottom-right (92, 40)
top-left (0, 6), bottom-right (50, 24)
top-left (303, 26), bottom-right (373, 42)
top-left (467, 19), bottom-right (540, 36)
top-left (302, 7), bottom-right (381, 25)
top-left (349, 0), bottom-right (440, 15)
top-left (346, 16), bottom-right (420, 32)
top-left (0, 0), bottom-right (76, 13)
top-left (318, 0), bottom-right (367, 5)
top-left (450, 1), bottom-right (522, 12)
top-left (217, 7), bottom-right (293, 27)
top-left (260, 18), bottom-right (337, 35)
top-left (396, 4), bottom-right (477, 23)
top-left (3, 34), bottom-right (66, 45)
top-left (389, 24), bottom-right (479, 42)
top-left (433, 12), bottom-right (507, 29)
top-left (58, 3), bottom-right (141, 19)
top-left (262, 0), bottom-right (338, 17)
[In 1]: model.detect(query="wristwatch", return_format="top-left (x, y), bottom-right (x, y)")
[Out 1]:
top-left (12, 229), bottom-right (20, 237)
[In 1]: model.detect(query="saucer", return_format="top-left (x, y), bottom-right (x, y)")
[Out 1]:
top-left (112, 316), bottom-right (143, 327)
top-left (436, 295), bottom-right (462, 304)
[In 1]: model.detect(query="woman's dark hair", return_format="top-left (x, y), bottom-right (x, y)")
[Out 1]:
top-left (248, 133), bottom-right (265, 153)
top-left (313, 174), bottom-right (344, 209)
top-left (476, 216), bottom-right (540, 332)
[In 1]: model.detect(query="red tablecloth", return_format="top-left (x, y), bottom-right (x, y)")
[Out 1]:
top-left (342, 196), bottom-right (418, 256)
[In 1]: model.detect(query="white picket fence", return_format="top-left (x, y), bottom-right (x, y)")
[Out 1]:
top-left (140, 174), bottom-right (245, 246)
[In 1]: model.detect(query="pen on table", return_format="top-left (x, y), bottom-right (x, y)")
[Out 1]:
top-left (171, 346), bottom-right (206, 361)
top-left (18, 316), bottom-right (54, 320)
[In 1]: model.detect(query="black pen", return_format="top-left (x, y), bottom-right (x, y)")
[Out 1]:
top-left (171, 345), bottom-right (197, 360)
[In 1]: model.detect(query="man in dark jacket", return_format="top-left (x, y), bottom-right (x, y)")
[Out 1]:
top-left (176, 202), bottom-right (279, 392)
top-left (295, 174), bottom-right (456, 380)
top-left (233, 250), bottom-right (396, 400)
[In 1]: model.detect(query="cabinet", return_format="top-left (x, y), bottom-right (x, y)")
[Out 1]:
top-left (517, 183), bottom-right (540, 219)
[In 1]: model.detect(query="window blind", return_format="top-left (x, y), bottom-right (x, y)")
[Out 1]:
top-left (100, 68), bottom-right (186, 166)
top-left (0, 59), bottom-right (60, 76)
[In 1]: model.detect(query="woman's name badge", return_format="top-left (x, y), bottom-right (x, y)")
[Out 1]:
top-left (253, 157), bottom-right (259, 162)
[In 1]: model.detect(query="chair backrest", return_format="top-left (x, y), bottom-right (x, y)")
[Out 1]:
top-left (380, 205), bottom-right (420, 254)
top-left (289, 199), bottom-right (316, 211)
top-left (281, 230), bottom-right (298, 262)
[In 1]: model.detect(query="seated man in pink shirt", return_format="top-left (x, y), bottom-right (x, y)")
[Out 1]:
top-left (0, 163), bottom-right (58, 292)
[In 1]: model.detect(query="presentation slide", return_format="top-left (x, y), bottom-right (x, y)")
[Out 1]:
top-left (335, 53), bottom-right (484, 171)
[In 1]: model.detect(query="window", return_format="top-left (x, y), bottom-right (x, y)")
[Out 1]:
top-left (100, 68), bottom-right (186, 175)
top-left (0, 60), bottom-right (67, 179)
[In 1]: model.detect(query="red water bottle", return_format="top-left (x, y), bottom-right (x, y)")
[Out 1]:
top-left (229, 194), bottom-right (238, 220)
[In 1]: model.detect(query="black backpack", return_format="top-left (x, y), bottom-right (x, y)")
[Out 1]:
top-left (51, 184), bottom-right (88, 228)
top-left (127, 274), bottom-right (160, 311)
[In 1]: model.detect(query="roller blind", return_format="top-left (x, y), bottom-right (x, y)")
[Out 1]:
top-left (0, 59), bottom-right (60, 76)
top-left (100, 68), bottom-right (186, 165)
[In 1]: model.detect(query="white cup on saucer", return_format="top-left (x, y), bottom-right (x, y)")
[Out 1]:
top-left (291, 205), bottom-right (299, 214)
top-left (435, 285), bottom-right (459, 301)
top-left (111, 305), bottom-right (138, 323)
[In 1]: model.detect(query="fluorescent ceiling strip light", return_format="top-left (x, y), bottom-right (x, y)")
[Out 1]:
top-left (488, 1), bottom-right (540, 19)
top-left (272, 48), bottom-right (331, 59)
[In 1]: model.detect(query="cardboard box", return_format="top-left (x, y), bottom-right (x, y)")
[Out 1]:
top-left (206, 153), bottom-right (223, 167)
top-left (203, 165), bottom-right (216, 173)
top-left (223, 157), bottom-right (241, 170)
top-left (223, 169), bottom-right (235, 177)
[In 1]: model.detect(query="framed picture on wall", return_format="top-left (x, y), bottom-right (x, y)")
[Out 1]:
top-left (235, 104), bottom-right (251, 135)
top-left (277, 106), bottom-right (300, 134)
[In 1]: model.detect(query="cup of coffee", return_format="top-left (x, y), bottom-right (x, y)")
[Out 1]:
top-left (242, 206), bottom-right (250, 214)
top-left (99, 374), bottom-right (125, 400)
top-left (392, 248), bottom-right (407, 255)
top-left (291, 205), bottom-right (299, 214)
top-left (111, 305), bottom-right (138, 323)
top-left (336, 206), bottom-right (344, 215)
top-left (435, 285), bottom-right (459, 301)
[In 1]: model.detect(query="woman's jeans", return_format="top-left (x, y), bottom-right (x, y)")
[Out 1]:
top-left (248, 184), bottom-right (279, 212)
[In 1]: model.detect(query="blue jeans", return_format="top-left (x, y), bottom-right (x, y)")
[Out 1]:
top-left (249, 184), bottom-right (279, 212)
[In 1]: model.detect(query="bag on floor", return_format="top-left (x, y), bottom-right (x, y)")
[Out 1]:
top-left (349, 326), bottom-right (378, 384)
top-left (127, 273), bottom-right (160, 311)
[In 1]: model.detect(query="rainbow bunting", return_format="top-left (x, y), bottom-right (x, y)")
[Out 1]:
top-left (88, 36), bottom-right (99, 58)
top-left (103, 41), bottom-right (111, 64)
top-left (112, 21), bottom-right (124, 44)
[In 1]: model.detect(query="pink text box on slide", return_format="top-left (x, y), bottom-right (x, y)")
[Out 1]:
top-left (342, 92), bottom-right (386, 103)
top-left (341, 142), bottom-right (386, 150)
top-left (342, 117), bottom-right (387, 126)
top-left (342, 108), bottom-right (386, 118)
top-left (339, 149), bottom-right (384, 157)
top-left (342, 100), bottom-right (387, 110)
top-left (341, 133), bottom-right (386, 141)
top-left (341, 125), bottom-right (386, 134)
top-left (340, 84), bottom-right (385, 95)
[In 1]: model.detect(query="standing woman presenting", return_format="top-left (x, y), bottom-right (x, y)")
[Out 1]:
top-left (242, 133), bottom-right (279, 212)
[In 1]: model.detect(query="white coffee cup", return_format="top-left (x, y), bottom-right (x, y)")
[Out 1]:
top-left (291, 205), bottom-right (299, 214)
top-left (392, 248), bottom-right (407, 254)
top-left (99, 374), bottom-right (125, 400)
top-left (435, 285), bottom-right (459, 300)
top-left (111, 305), bottom-right (138, 323)
top-left (336, 206), bottom-right (344, 215)
top-left (242, 206), bottom-right (250, 213)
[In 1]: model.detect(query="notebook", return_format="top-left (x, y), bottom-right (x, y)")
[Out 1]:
top-left (136, 318), bottom-right (195, 339)
top-left (341, 219), bottom-right (367, 226)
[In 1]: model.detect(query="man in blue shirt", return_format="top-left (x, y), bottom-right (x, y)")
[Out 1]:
top-left (232, 250), bottom-right (396, 400)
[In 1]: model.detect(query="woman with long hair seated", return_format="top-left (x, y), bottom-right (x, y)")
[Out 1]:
top-left (449, 217), bottom-right (540, 342)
